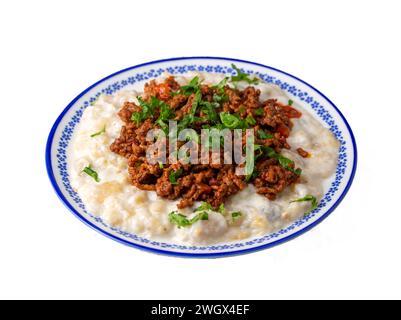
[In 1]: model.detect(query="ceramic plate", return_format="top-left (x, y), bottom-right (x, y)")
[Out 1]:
top-left (46, 57), bottom-right (357, 257)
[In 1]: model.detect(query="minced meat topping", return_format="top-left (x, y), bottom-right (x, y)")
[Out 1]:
top-left (110, 71), bottom-right (303, 209)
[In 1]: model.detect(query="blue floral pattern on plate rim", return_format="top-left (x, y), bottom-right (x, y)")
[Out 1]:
top-left (45, 57), bottom-right (357, 258)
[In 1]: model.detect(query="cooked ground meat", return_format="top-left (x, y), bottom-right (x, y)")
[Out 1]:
top-left (297, 147), bottom-right (310, 158)
top-left (110, 75), bottom-right (304, 209)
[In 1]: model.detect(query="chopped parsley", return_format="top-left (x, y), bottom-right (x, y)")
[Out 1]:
top-left (230, 64), bottom-right (259, 84)
top-left (82, 165), bottom-right (100, 182)
top-left (290, 195), bottom-right (318, 215)
top-left (169, 168), bottom-right (183, 185)
top-left (195, 202), bottom-right (213, 212)
top-left (258, 146), bottom-right (298, 173)
top-left (257, 130), bottom-right (274, 140)
top-left (277, 156), bottom-right (301, 174)
top-left (90, 126), bottom-right (106, 138)
top-left (131, 96), bottom-right (160, 125)
top-left (231, 211), bottom-right (242, 221)
top-left (155, 100), bottom-right (175, 133)
top-left (177, 90), bottom-right (202, 132)
top-left (219, 112), bottom-right (247, 129)
top-left (158, 101), bottom-right (175, 121)
top-left (168, 211), bottom-right (209, 228)
top-left (254, 108), bottom-right (264, 116)
top-left (288, 99), bottom-right (294, 106)
top-left (213, 93), bottom-right (229, 103)
top-left (201, 101), bottom-right (219, 123)
top-left (212, 77), bottom-right (229, 94)
top-left (246, 145), bottom-right (302, 180)
top-left (245, 114), bottom-right (256, 126)
top-left (180, 76), bottom-right (201, 96)
top-left (218, 203), bottom-right (225, 214)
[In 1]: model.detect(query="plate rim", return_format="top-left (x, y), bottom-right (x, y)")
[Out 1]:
top-left (45, 56), bottom-right (358, 258)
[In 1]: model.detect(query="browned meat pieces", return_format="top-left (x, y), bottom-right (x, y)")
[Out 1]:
top-left (296, 147), bottom-right (310, 158)
top-left (109, 76), bottom-right (303, 209)
top-left (254, 159), bottom-right (299, 200)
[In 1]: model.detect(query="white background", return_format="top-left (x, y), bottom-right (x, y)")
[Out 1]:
top-left (1, 0), bottom-right (400, 300)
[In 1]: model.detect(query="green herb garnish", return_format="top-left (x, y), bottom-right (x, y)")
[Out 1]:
top-left (177, 90), bottom-right (202, 132)
top-left (194, 202), bottom-right (213, 212)
top-left (201, 101), bottom-right (219, 123)
top-left (250, 145), bottom-right (302, 175)
top-left (158, 101), bottom-right (175, 121)
top-left (254, 108), bottom-right (264, 116)
top-left (212, 77), bottom-right (229, 94)
top-left (230, 64), bottom-right (259, 84)
top-left (277, 156), bottom-right (302, 175)
top-left (231, 211), bottom-right (242, 221)
top-left (169, 168), bottom-right (183, 185)
top-left (218, 203), bottom-right (225, 214)
top-left (90, 126), bottom-right (106, 138)
top-left (213, 93), bottom-right (229, 103)
top-left (155, 101), bottom-right (175, 134)
top-left (82, 165), bottom-right (100, 182)
top-left (288, 99), bottom-right (294, 106)
top-left (180, 76), bottom-right (201, 96)
top-left (257, 130), bottom-right (274, 140)
top-left (131, 96), bottom-right (160, 125)
top-left (168, 211), bottom-right (209, 228)
top-left (219, 112), bottom-right (242, 129)
top-left (245, 114), bottom-right (256, 126)
top-left (290, 195), bottom-right (318, 215)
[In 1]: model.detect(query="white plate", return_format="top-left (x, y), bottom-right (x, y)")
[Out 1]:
top-left (46, 57), bottom-right (357, 257)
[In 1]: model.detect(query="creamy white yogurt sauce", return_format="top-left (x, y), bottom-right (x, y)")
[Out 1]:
top-left (69, 72), bottom-right (339, 245)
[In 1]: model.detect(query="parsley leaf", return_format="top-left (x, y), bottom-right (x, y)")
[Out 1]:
top-left (158, 101), bottom-right (175, 121)
top-left (251, 145), bottom-right (302, 175)
top-left (277, 156), bottom-right (302, 175)
top-left (181, 76), bottom-right (201, 96)
top-left (231, 211), bottom-right (242, 221)
top-left (82, 165), bottom-right (100, 182)
top-left (290, 195), bottom-right (318, 215)
top-left (245, 114), bottom-right (256, 126)
top-left (131, 96), bottom-right (160, 125)
top-left (155, 101), bottom-right (175, 133)
top-left (90, 126), bottom-right (106, 138)
top-left (213, 93), bottom-right (229, 103)
top-left (230, 64), bottom-right (259, 84)
top-left (201, 101), bottom-right (219, 123)
top-left (288, 99), bottom-right (294, 106)
top-left (177, 90), bottom-right (202, 132)
top-left (194, 202), bottom-right (213, 212)
top-left (212, 77), bottom-right (229, 94)
top-left (169, 168), bottom-right (183, 185)
top-left (219, 112), bottom-right (242, 129)
top-left (168, 211), bottom-right (209, 228)
top-left (218, 203), bottom-right (225, 214)
top-left (257, 130), bottom-right (274, 139)
top-left (131, 112), bottom-right (144, 125)
top-left (254, 108), bottom-right (264, 116)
